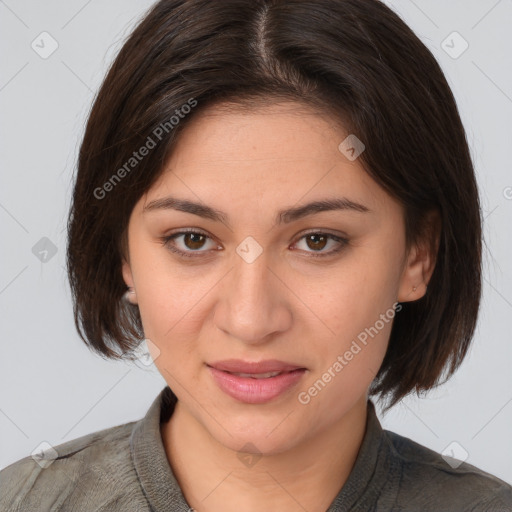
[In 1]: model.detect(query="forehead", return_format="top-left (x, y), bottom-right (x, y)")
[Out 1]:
top-left (141, 101), bottom-right (398, 216)
top-left (169, 101), bottom-right (346, 162)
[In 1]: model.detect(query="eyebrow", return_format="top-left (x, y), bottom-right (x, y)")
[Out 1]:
top-left (142, 195), bottom-right (370, 227)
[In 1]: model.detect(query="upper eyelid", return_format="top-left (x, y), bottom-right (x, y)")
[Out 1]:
top-left (167, 228), bottom-right (220, 245)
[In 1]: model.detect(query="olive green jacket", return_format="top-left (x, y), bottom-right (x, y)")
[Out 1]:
top-left (1, 386), bottom-right (511, 511)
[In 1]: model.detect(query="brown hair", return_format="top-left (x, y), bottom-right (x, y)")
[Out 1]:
top-left (66, 0), bottom-right (482, 410)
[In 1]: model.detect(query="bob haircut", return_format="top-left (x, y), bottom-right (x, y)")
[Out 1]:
top-left (67, 0), bottom-right (482, 411)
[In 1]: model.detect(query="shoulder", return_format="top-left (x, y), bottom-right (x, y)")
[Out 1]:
top-left (383, 429), bottom-right (512, 510)
top-left (0, 420), bottom-right (149, 512)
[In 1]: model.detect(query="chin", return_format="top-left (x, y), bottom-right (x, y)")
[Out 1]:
top-left (209, 416), bottom-right (303, 456)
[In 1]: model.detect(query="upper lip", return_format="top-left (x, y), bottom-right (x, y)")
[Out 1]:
top-left (207, 359), bottom-right (306, 374)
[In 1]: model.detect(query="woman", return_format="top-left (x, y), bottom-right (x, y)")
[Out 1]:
top-left (1, 0), bottom-right (511, 510)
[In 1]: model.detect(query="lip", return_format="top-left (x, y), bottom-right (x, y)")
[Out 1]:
top-left (207, 359), bottom-right (305, 374)
top-left (206, 359), bottom-right (307, 404)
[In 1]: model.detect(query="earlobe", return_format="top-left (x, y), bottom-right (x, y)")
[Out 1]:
top-left (123, 287), bottom-right (137, 304)
top-left (122, 259), bottom-right (134, 288)
top-left (121, 259), bottom-right (138, 305)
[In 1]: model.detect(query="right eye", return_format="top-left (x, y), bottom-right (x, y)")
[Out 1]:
top-left (161, 229), bottom-right (221, 258)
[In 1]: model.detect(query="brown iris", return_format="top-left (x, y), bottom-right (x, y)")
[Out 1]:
top-left (305, 234), bottom-right (328, 251)
top-left (183, 233), bottom-right (207, 250)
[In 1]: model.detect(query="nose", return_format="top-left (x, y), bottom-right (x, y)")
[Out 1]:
top-left (213, 244), bottom-right (293, 345)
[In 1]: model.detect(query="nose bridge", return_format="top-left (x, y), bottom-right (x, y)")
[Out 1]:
top-left (231, 236), bottom-right (274, 309)
top-left (217, 236), bottom-right (290, 342)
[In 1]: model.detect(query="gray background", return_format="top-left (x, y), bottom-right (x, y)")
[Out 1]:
top-left (1, 0), bottom-right (511, 485)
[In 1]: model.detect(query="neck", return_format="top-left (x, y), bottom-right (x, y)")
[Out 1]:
top-left (161, 396), bottom-right (369, 512)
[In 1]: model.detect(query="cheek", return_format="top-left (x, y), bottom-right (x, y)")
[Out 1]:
top-left (131, 242), bottom-right (219, 359)
top-left (322, 249), bottom-right (401, 341)
top-left (301, 244), bottom-right (401, 402)
top-left (137, 275), bottom-right (210, 343)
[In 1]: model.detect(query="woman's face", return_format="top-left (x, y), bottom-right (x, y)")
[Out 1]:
top-left (123, 101), bottom-right (421, 454)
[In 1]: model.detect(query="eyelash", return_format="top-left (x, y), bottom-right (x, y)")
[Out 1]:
top-left (160, 228), bottom-right (349, 259)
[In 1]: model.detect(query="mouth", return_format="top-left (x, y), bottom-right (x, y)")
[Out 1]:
top-left (206, 360), bottom-right (307, 404)
top-left (223, 370), bottom-right (286, 379)
top-left (207, 359), bottom-right (306, 374)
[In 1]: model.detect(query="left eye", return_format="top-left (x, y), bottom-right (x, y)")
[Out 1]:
top-left (293, 233), bottom-right (347, 257)
top-left (161, 230), bottom-right (347, 258)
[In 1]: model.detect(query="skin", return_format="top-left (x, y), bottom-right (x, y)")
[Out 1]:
top-left (122, 101), bottom-right (437, 512)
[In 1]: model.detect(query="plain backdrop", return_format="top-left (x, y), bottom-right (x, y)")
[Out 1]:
top-left (1, 0), bottom-right (511, 485)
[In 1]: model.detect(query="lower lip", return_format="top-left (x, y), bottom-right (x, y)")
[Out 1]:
top-left (207, 366), bottom-right (306, 404)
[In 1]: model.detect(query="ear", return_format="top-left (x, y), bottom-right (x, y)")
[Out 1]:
top-left (122, 258), bottom-right (138, 305)
top-left (397, 210), bottom-right (441, 303)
